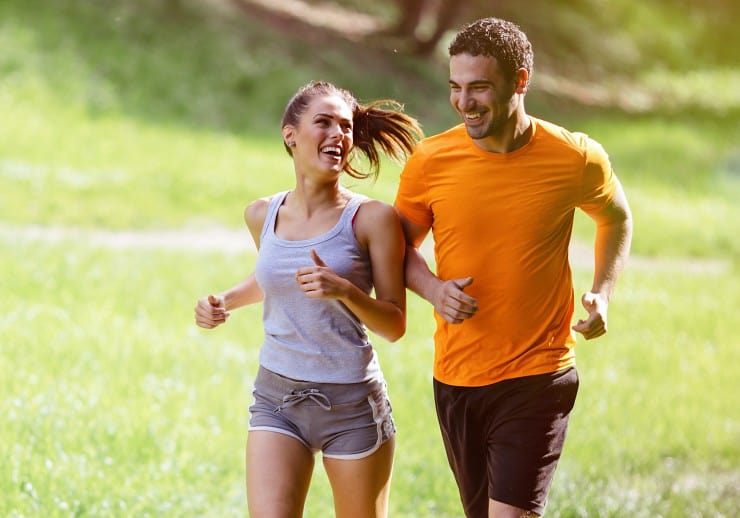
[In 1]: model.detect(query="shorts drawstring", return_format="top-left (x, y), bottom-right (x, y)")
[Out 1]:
top-left (275, 388), bottom-right (332, 413)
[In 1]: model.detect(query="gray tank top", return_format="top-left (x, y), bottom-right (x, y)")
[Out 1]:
top-left (254, 191), bottom-right (383, 383)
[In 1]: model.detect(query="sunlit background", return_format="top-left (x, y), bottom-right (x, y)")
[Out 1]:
top-left (1, 0), bottom-right (738, 516)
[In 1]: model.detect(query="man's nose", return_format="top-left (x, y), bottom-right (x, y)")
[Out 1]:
top-left (456, 90), bottom-right (474, 111)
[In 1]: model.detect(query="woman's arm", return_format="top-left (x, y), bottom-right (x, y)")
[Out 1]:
top-left (194, 273), bottom-right (264, 329)
top-left (193, 197), bottom-right (269, 329)
top-left (295, 200), bottom-right (406, 342)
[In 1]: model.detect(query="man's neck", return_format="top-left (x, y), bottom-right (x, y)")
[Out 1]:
top-left (473, 108), bottom-right (531, 154)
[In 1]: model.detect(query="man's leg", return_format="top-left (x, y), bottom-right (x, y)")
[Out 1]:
top-left (488, 367), bottom-right (579, 515)
top-left (434, 379), bottom-right (490, 517)
top-left (434, 367), bottom-right (579, 517)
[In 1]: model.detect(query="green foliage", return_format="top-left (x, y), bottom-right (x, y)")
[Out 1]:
top-left (1, 0), bottom-right (738, 516)
top-left (0, 0), bottom-right (453, 136)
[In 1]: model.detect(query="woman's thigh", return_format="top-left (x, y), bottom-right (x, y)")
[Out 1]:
top-left (323, 437), bottom-right (395, 518)
top-left (246, 430), bottom-right (315, 518)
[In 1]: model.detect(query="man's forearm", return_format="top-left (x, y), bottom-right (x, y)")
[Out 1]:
top-left (404, 245), bottom-right (440, 302)
top-left (592, 216), bottom-right (632, 300)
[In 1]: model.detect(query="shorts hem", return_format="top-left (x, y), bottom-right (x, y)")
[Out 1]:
top-left (248, 426), bottom-right (312, 451)
top-left (490, 495), bottom-right (545, 516)
top-left (321, 430), bottom-right (394, 460)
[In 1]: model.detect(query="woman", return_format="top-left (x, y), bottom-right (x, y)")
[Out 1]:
top-left (194, 81), bottom-right (422, 517)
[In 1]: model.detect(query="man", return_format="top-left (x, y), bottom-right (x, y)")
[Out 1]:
top-left (394, 17), bottom-right (633, 518)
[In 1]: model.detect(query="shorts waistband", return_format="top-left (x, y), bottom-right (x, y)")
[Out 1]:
top-left (254, 366), bottom-right (384, 405)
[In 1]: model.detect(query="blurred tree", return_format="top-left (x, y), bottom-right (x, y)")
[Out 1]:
top-left (389, 0), bottom-right (424, 38)
top-left (388, 0), bottom-right (472, 55)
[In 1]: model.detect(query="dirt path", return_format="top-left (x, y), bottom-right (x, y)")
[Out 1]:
top-left (2, 223), bottom-right (730, 274)
top-left (0, 223), bottom-right (254, 254)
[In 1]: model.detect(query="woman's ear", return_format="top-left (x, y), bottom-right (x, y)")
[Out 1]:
top-left (282, 126), bottom-right (295, 148)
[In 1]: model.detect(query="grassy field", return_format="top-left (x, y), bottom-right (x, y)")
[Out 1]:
top-left (1, 0), bottom-right (739, 516)
top-left (2, 238), bottom-right (738, 517)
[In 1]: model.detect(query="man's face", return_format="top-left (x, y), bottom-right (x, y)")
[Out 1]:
top-left (449, 53), bottom-right (519, 141)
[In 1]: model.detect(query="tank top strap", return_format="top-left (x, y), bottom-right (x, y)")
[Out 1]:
top-left (260, 191), bottom-right (289, 242)
top-left (340, 193), bottom-right (367, 232)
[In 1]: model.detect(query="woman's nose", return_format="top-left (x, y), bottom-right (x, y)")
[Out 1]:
top-left (330, 123), bottom-right (343, 140)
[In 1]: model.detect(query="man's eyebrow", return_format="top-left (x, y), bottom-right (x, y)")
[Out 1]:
top-left (449, 79), bottom-right (494, 86)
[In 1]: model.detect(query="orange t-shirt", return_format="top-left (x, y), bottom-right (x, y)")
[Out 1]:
top-left (395, 118), bottom-right (618, 386)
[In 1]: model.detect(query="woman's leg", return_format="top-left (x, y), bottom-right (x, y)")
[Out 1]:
top-left (246, 430), bottom-right (315, 518)
top-left (323, 437), bottom-right (395, 518)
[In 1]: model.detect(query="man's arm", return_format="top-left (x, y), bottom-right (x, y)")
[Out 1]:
top-left (573, 180), bottom-right (633, 339)
top-left (399, 214), bottom-right (478, 324)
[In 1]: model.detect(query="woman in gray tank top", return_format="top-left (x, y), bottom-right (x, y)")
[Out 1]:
top-left (194, 81), bottom-right (421, 518)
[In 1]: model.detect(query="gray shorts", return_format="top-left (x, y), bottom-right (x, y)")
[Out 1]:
top-left (248, 366), bottom-right (395, 459)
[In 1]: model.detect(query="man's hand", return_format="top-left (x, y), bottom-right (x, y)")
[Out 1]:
top-left (432, 277), bottom-right (478, 324)
top-left (572, 292), bottom-right (608, 339)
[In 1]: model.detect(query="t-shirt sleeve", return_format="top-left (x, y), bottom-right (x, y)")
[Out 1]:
top-left (578, 137), bottom-right (618, 214)
top-left (394, 146), bottom-right (434, 227)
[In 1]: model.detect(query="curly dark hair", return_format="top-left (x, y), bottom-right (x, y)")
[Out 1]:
top-left (281, 81), bottom-right (423, 180)
top-left (448, 18), bottom-right (534, 82)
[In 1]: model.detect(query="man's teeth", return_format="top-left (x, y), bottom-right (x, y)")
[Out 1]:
top-left (466, 113), bottom-right (481, 120)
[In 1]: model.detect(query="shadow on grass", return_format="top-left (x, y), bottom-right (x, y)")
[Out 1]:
top-left (1, 0), bottom-right (453, 136)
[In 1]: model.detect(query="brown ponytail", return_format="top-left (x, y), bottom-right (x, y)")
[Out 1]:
top-left (348, 100), bottom-right (423, 180)
top-left (281, 81), bottom-right (423, 180)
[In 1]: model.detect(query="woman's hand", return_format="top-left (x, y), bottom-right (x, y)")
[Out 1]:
top-left (194, 294), bottom-right (230, 329)
top-left (295, 249), bottom-right (349, 300)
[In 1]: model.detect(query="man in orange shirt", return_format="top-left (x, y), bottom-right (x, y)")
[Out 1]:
top-left (394, 18), bottom-right (633, 517)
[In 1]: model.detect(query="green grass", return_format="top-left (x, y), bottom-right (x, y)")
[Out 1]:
top-left (4, 94), bottom-right (739, 262)
top-left (0, 101), bottom-right (290, 229)
top-left (2, 240), bottom-right (738, 516)
top-left (551, 267), bottom-right (739, 516)
top-left (568, 114), bottom-right (740, 261)
top-left (1, 243), bottom-right (255, 516)
top-left (1, 0), bottom-right (739, 516)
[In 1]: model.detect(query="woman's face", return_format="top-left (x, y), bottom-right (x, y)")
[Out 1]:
top-left (285, 94), bottom-right (354, 176)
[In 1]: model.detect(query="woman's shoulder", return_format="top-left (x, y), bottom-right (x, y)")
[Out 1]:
top-left (354, 198), bottom-right (401, 240)
top-left (357, 197), bottom-right (397, 219)
top-left (244, 192), bottom-right (285, 232)
top-left (244, 197), bottom-right (267, 224)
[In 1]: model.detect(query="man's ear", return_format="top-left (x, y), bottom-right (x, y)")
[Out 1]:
top-left (514, 68), bottom-right (530, 94)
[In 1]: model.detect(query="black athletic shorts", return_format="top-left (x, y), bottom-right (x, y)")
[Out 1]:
top-left (433, 367), bottom-right (579, 517)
